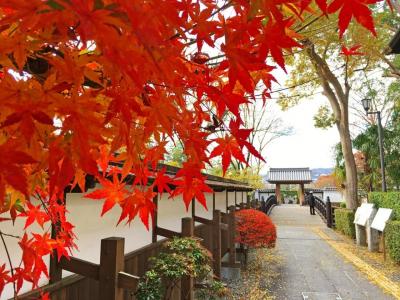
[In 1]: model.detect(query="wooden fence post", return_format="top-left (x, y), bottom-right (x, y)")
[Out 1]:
top-left (326, 197), bottom-right (333, 228)
top-left (228, 206), bottom-right (236, 266)
top-left (49, 224), bottom-right (62, 284)
top-left (212, 210), bottom-right (222, 278)
top-left (181, 218), bottom-right (194, 300)
top-left (49, 192), bottom-right (66, 284)
top-left (99, 237), bottom-right (125, 300)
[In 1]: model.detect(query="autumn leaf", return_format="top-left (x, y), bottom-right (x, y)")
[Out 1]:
top-left (229, 119), bottom-right (265, 163)
top-left (260, 19), bottom-right (301, 71)
top-left (172, 164), bottom-right (212, 209)
top-left (340, 44), bottom-right (364, 56)
top-left (0, 142), bottom-right (36, 202)
top-left (0, 264), bottom-right (10, 297)
top-left (327, 0), bottom-right (379, 37)
top-left (152, 168), bottom-right (173, 194)
top-left (19, 202), bottom-right (50, 229)
top-left (85, 174), bottom-right (128, 216)
top-left (12, 267), bottom-right (32, 293)
top-left (117, 188), bottom-right (156, 229)
top-left (210, 136), bottom-right (247, 175)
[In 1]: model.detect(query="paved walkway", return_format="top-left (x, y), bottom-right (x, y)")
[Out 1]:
top-left (269, 204), bottom-right (394, 300)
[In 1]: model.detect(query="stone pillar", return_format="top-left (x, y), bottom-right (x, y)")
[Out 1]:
top-left (366, 208), bottom-right (379, 251)
top-left (276, 184), bottom-right (282, 204)
top-left (355, 225), bottom-right (367, 246)
top-left (298, 184), bottom-right (305, 206)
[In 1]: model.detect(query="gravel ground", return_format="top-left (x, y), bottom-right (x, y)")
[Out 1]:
top-left (224, 248), bottom-right (283, 300)
top-left (331, 229), bottom-right (400, 283)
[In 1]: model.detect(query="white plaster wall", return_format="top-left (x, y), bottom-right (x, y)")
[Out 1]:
top-left (227, 191), bottom-right (235, 208)
top-left (215, 191), bottom-right (227, 212)
top-left (324, 190), bottom-right (343, 203)
top-left (194, 192), bottom-right (213, 219)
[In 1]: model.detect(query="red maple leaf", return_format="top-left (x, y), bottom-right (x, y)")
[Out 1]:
top-left (152, 168), bottom-right (173, 194)
top-left (171, 164), bottom-right (212, 209)
top-left (340, 45), bottom-right (364, 56)
top-left (260, 19), bottom-right (301, 71)
top-left (12, 267), bottom-right (33, 293)
top-left (19, 202), bottom-right (51, 229)
top-left (327, 0), bottom-right (379, 37)
top-left (0, 141), bottom-right (36, 201)
top-left (0, 264), bottom-right (11, 297)
top-left (229, 119), bottom-right (265, 163)
top-left (117, 188), bottom-right (156, 229)
top-left (300, 0), bottom-right (328, 13)
top-left (85, 174), bottom-right (128, 216)
top-left (210, 136), bottom-right (247, 175)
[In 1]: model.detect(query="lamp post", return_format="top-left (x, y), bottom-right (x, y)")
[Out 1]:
top-left (361, 98), bottom-right (387, 192)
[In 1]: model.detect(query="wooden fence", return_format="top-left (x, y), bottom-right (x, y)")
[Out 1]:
top-left (315, 196), bottom-right (337, 228)
top-left (16, 204), bottom-right (243, 300)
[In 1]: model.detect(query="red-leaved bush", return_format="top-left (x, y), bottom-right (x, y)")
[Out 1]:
top-left (235, 209), bottom-right (277, 248)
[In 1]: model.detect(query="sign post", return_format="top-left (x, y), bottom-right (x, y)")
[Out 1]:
top-left (354, 203), bottom-right (376, 247)
top-left (370, 208), bottom-right (393, 258)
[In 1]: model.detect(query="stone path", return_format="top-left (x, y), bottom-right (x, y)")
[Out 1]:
top-left (269, 204), bottom-right (395, 300)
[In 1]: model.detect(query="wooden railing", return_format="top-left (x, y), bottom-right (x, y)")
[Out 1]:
top-left (253, 195), bottom-right (277, 215)
top-left (15, 206), bottom-right (242, 300)
top-left (314, 196), bottom-right (336, 228)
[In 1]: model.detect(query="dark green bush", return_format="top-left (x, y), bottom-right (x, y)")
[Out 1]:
top-left (339, 202), bottom-right (346, 208)
top-left (334, 209), bottom-right (355, 238)
top-left (136, 237), bottom-right (228, 300)
top-left (385, 221), bottom-right (400, 263)
top-left (369, 192), bottom-right (400, 220)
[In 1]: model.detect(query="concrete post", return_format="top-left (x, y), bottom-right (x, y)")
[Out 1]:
top-left (366, 208), bottom-right (379, 251)
top-left (355, 224), bottom-right (367, 246)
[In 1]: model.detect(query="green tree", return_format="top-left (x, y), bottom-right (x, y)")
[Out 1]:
top-left (279, 8), bottom-right (399, 209)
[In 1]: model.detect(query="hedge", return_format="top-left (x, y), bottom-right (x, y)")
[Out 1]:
top-left (334, 209), bottom-right (355, 238)
top-left (368, 192), bottom-right (400, 220)
top-left (385, 221), bottom-right (400, 263)
top-left (368, 192), bottom-right (400, 263)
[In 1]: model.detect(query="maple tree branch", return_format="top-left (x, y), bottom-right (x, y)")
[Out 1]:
top-left (0, 231), bottom-right (16, 298)
top-left (304, 40), bottom-right (342, 122)
top-left (0, 232), bottom-right (20, 239)
top-left (295, 15), bottom-right (323, 33)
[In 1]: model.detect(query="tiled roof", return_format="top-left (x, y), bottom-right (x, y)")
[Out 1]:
top-left (266, 168), bottom-right (312, 183)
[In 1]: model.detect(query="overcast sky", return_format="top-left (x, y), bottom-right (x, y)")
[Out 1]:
top-left (260, 95), bottom-right (340, 174)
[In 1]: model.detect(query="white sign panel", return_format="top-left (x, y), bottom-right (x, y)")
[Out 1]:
top-left (371, 208), bottom-right (393, 232)
top-left (354, 203), bottom-right (375, 226)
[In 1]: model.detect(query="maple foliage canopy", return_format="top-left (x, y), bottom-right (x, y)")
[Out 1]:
top-left (0, 0), bottom-right (387, 297)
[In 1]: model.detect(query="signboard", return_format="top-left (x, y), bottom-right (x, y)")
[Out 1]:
top-left (354, 203), bottom-right (375, 226)
top-left (371, 208), bottom-right (393, 232)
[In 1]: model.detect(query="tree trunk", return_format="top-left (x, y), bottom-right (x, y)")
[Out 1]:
top-left (337, 122), bottom-right (358, 209)
top-left (304, 40), bottom-right (358, 209)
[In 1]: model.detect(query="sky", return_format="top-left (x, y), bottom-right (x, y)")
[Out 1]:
top-left (261, 95), bottom-right (340, 173)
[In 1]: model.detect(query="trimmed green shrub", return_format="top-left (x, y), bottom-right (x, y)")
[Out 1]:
top-left (334, 209), bottom-right (355, 238)
top-left (385, 221), bottom-right (400, 263)
top-left (369, 192), bottom-right (400, 220)
top-left (339, 202), bottom-right (346, 208)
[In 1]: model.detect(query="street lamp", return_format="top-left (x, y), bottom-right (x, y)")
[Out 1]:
top-left (362, 98), bottom-right (387, 192)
